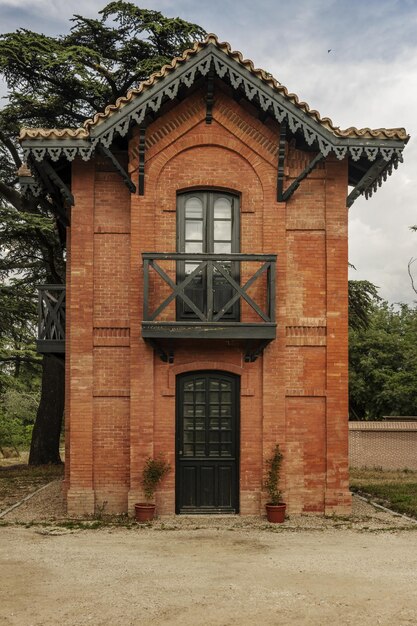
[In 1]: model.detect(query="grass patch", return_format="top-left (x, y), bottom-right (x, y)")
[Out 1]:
top-left (0, 464), bottom-right (64, 511)
top-left (350, 468), bottom-right (417, 519)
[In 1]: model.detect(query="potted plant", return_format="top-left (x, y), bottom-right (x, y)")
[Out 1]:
top-left (135, 454), bottom-right (171, 522)
top-left (265, 444), bottom-right (286, 523)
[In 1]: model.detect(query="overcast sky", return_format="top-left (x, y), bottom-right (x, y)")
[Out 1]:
top-left (1, 0), bottom-right (416, 304)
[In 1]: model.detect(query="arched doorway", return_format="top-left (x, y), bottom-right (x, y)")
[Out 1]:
top-left (176, 371), bottom-right (240, 514)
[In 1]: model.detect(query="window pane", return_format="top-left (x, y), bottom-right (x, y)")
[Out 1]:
top-left (185, 242), bottom-right (203, 254)
top-left (184, 263), bottom-right (202, 275)
top-left (186, 221), bottom-right (203, 240)
top-left (213, 242), bottom-right (231, 254)
top-left (214, 220), bottom-right (231, 241)
top-left (185, 197), bottom-right (203, 219)
top-left (214, 197), bottom-right (232, 219)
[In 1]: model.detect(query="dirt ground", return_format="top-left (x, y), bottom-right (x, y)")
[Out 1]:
top-left (1, 481), bottom-right (417, 625)
top-left (1, 523), bottom-right (417, 626)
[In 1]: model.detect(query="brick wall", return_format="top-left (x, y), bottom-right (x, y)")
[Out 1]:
top-left (66, 82), bottom-right (351, 516)
top-left (349, 422), bottom-right (417, 470)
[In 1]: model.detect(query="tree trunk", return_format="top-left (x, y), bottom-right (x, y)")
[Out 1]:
top-left (29, 354), bottom-right (65, 465)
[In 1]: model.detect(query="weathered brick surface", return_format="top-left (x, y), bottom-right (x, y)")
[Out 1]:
top-left (66, 84), bottom-right (351, 516)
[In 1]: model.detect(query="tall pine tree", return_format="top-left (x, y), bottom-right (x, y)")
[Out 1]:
top-left (0, 2), bottom-right (206, 464)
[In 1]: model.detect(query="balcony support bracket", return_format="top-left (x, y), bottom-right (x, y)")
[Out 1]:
top-left (244, 339), bottom-right (271, 363)
top-left (147, 338), bottom-right (174, 363)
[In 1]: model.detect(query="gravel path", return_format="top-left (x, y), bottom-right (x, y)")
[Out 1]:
top-left (1, 522), bottom-right (417, 626)
top-left (1, 481), bottom-right (417, 625)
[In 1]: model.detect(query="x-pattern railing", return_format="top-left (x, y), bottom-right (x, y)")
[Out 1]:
top-left (143, 253), bottom-right (276, 323)
top-left (38, 285), bottom-right (66, 341)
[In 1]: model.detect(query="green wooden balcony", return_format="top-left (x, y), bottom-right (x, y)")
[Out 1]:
top-left (142, 253), bottom-right (277, 362)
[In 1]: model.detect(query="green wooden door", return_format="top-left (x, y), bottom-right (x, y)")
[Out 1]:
top-left (176, 371), bottom-right (239, 513)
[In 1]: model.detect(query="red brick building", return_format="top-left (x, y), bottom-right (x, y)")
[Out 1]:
top-left (20, 35), bottom-right (408, 516)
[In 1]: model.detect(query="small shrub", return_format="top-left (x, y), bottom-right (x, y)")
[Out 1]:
top-left (265, 444), bottom-right (284, 505)
top-left (142, 455), bottom-right (170, 502)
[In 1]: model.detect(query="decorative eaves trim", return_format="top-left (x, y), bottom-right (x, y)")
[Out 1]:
top-left (21, 45), bottom-right (407, 167)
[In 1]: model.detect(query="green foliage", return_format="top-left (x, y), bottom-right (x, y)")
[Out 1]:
top-left (141, 455), bottom-right (171, 501)
top-left (348, 279), bottom-right (381, 330)
top-left (349, 301), bottom-right (417, 419)
top-left (0, 387), bottom-right (39, 450)
top-left (264, 445), bottom-right (284, 505)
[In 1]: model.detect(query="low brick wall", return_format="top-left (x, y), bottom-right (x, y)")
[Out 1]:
top-left (349, 421), bottom-right (417, 470)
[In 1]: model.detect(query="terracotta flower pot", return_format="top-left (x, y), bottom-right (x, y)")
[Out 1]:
top-left (134, 503), bottom-right (156, 522)
top-left (265, 503), bottom-right (286, 523)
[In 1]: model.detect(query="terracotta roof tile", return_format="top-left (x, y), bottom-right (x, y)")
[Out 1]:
top-left (19, 34), bottom-right (408, 142)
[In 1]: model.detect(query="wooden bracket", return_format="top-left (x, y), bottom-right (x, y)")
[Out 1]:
top-left (206, 64), bottom-right (215, 124)
top-left (280, 152), bottom-right (325, 202)
top-left (277, 122), bottom-right (324, 202)
top-left (244, 339), bottom-right (271, 362)
top-left (98, 145), bottom-right (136, 193)
top-left (42, 160), bottom-right (74, 206)
top-left (32, 161), bottom-right (70, 227)
top-left (148, 339), bottom-right (174, 363)
top-left (346, 158), bottom-right (389, 208)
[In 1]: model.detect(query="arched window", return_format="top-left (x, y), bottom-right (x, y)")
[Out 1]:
top-left (177, 191), bottom-right (240, 320)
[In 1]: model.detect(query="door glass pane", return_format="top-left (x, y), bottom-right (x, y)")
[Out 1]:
top-left (195, 391), bottom-right (205, 403)
top-left (185, 197), bottom-right (203, 219)
top-left (195, 418), bottom-right (204, 430)
top-left (214, 220), bottom-right (231, 241)
top-left (214, 197), bottom-right (232, 219)
top-left (195, 444), bottom-right (205, 456)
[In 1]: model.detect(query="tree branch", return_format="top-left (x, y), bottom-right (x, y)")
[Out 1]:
top-left (0, 180), bottom-right (22, 210)
top-left (408, 258), bottom-right (417, 296)
top-left (0, 131), bottom-right (22, 169)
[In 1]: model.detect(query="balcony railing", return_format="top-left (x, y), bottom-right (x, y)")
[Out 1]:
top-left (142, 253), bottom-right (276, 359)
top-left (37, 285), bottom-right (66, 354)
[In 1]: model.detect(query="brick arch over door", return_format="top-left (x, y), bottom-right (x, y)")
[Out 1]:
top-left (166, 361), bottom-right (252, 396)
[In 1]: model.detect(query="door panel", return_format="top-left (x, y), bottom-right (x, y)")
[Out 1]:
top-left (176, 372), bottom-right (239, 514)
